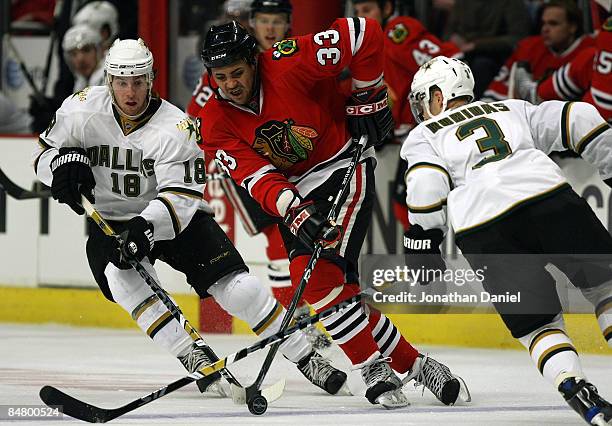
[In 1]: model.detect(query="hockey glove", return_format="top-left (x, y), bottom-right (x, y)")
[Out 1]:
top-left (346, 86), bottom-right (394, 148)
top-left (284, 201), bottom-right (343, 251)
top-left (403, 224), bottom-right (445, 285)
top-left (50, 147), bottom-right (95, 215)
top-left (118, 216), bottom-right (155, 263)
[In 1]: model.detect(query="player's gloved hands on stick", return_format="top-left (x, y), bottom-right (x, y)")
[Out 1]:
top-left (403, 224), bottom-right (445, 285)
top-left (118, 216), bottom-right (155, 263)
top-left (50, 147), bottom-right (95, 215)
top-left (285, 201), bottom-right (342, 251)
top-left (346, 85), bottom-right (394, 148)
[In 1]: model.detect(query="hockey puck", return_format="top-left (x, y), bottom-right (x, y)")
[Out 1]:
top-left (247, 394), bottom-right (268, 415)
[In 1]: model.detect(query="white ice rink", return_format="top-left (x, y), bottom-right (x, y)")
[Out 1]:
top-left (0, 323), bottom-right (610, 425)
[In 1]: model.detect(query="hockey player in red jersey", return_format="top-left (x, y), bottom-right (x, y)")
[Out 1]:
top-left (353, 0), bottom-right (461, 231)
top-left (482, 0), bottom-right (594, 102)
top-left (198, 19), bottom-right (469, 408)
top-left (510, 16), bottom-right (612, 123)
top-left (185, 0), bottom-right (332, 347)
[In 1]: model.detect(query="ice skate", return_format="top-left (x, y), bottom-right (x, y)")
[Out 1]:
top-left (297, 351), bottom-right (348, 395)
top-left (558, 376), bottom-right (612, 425)
top-left (404, 354), bottom-right (470, 405)
top-left (179, 342), bottom-right (231, 397)
top-left (361, 357), bottom-right (409, 409)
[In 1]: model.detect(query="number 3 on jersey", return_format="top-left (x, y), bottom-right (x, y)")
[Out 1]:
top-left (314, 29), bottom-right (340, 66)
top-left (215, 150), bottom-right (237, 174)
top-left (456, 117), bottom-right (512, 169)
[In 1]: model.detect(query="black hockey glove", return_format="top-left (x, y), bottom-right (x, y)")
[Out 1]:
top-left (50, 147), bottom-right (95, 215)
top-left (284, 201), bottom-right (343, 251)
top-left (403, 224), bottom-right (445, 285)
top-left (346, 86), bottom-right (394, 148)
top-left (118, 216), bottom-right (155, 263)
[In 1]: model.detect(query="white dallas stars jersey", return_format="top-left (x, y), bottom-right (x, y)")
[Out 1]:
top-left (33, 85), bottom-right (209, 241)
top-left (400, 99), bottom-right (611, 236)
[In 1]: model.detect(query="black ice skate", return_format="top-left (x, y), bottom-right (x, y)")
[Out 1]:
top-left (361, 357), bottom-right (409, 409)
top-left (404, 354), bottom-right (471, 405)
top-left (297, 351), bottom-right (348, 395)
top-left (179, 342), bottom-right (231, 397)
top-left (293, 305), bottom-right (333, 350)
top-left (558, 376), bottom-right (612, 425)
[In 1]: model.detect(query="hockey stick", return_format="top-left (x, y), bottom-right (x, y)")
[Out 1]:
top-left (81, 198), bottom-right (284, 405)
top-left (244, 135), bottom-right (369, 415)
top-left (39, 293), bottom-right (362, 423)
top-left (0, 167), bottom-right (51, 200)
top-left (206, 171), bottom-right (230, 181)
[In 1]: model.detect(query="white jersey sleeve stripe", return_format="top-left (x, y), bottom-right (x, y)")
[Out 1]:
top-left (575, 122), bottom-right (611, 154)
top-left (407, 162), bottom-right (453, 188)
top-left (560, 102), bottom-right (574, 151)
top-left (155, 196), bottom-right (181, 236)
top-left (159, 186), bottom-right (203, 200)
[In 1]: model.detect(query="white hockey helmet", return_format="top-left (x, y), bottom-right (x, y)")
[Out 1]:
top-left (72, 1), bottom-right (119, 43)
top-left (62, 24), bottom-right (102, 52)
top-left (409, 56), bottom-right (474, 123)
top-left (104, 38), bottom-right (155, 117)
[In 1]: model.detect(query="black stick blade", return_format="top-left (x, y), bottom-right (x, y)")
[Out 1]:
top-left (40, 385), bottom-right (118, 423)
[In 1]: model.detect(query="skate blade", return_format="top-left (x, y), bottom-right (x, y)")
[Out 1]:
top-left (334, 381), bottom-right (353, 396)
top-left (589, 412), bottom-right (610, 426)
top-left (230, 378), bottom-right (286, 405)
top-left (377, 390), bottom-right (410, 409)
top-left (454, 374), bottom-right (472, 403)
top-left (202, 381), bottom-right (232, 398)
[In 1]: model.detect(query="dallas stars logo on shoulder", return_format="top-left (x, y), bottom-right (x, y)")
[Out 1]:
top-left (71, 86), bottom-right (92, 102)
top-left (388, 23), bottom-right (408, 44)
top-left (177, 117), bottom-right (201, 143)
top-left (604, 16), bottom-right (612, 32)
top-left (272, 39), bottom-right (299, 60)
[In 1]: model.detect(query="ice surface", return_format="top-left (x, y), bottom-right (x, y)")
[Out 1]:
top-left (0, 323), bottom-right (610, 425)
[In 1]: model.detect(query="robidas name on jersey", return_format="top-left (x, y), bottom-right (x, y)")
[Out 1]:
top-left (424, 102), bottom-right (511, 134)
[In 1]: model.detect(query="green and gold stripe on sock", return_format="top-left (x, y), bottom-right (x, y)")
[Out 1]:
top-left (146, 311), bottom-right (174, 338)
top-left (252, 302), bottom-right (283, 335)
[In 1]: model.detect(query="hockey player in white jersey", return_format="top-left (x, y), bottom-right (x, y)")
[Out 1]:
top-left (401, 56), bottom-right (612, 425)
top-left (32, 38), bottom-right (347, 399)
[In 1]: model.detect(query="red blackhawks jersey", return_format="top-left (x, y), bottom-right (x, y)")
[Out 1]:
top-left (383, 16), bottom-right (461, 132)
top-left (482, 34), bottom-right (595, 101)
top-left (537, 20), bottom-right (612, 122)
top-left (199, 17), bottom-right (383, 217)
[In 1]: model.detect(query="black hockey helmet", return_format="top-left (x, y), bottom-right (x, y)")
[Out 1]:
top-left (250, 0), bottom-right (293, 18)
top-left (201, 21), bottom-right (257, 69)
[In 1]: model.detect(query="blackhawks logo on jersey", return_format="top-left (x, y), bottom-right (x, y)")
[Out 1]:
top-left (388, 23), bottom-right (408, 44)
top-left (272, 39), bottom-right (299, 60)
top-left (253, 119), bottom-right (318, 169)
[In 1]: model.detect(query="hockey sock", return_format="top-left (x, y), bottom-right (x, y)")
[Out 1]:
top-left (208, 271), bottom-right (311, 363)
top-left (105, 263), bottom-right (193, 357)
top-left (368, 308), bottom-right (419, 374)
top-left (518, 314), bottom-right (583, 385)
top-left (580, 282), bottom-right (612, 348)
top-left (595, 296), bottom-right (612, 347)
top-left (291, 255), bottom-right (380, 365)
